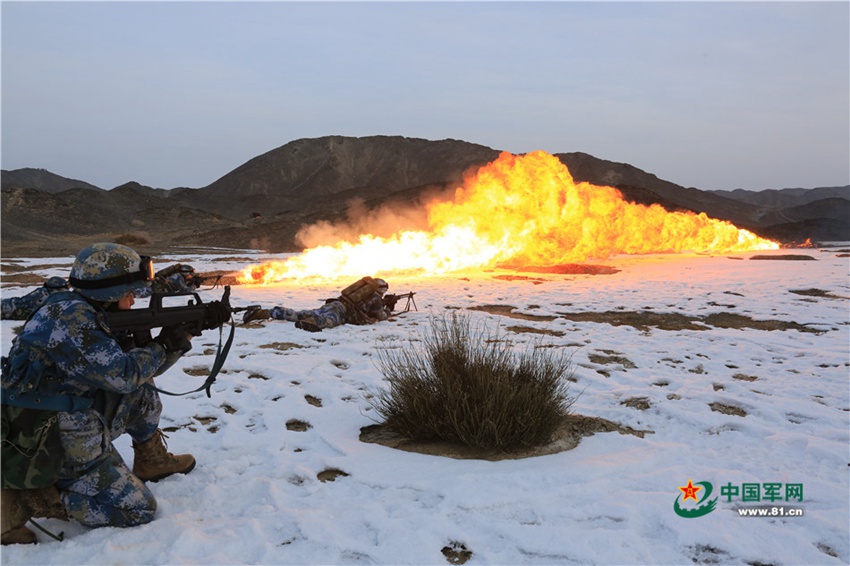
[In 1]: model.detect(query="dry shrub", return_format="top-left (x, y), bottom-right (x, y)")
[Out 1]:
top-left (369, 312), bottom-right (575, 451)
top-left (114, 232), bottom-right (151, 246)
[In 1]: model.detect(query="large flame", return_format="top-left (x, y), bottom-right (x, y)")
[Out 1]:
top-left (240, 151), bottom-right (778, 284)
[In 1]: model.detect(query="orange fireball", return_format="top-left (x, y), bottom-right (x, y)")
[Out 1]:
top-left (240, 151), bottom-right (778, 284)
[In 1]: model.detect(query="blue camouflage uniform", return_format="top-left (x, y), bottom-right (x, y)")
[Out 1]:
top-left (270, 301), bottom-right (349, 328)
top-left (270, 288), bottom-right (391, 329)
top-left (1, 244), bottom-right (199, 537)
top-left (4, 290), bottom-right (167, 527)
top-left (1, 277), bottom-right (69, 320)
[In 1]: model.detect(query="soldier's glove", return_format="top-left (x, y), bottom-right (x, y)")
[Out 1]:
top-left (204, 301), bottom-right (232, 328)
top-left (154, 325), bottom-right (192, 354)
top-left (191, 275), bottom-right (204, 288)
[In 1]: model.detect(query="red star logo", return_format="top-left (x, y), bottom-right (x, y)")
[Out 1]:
top-left (679, 479), bottom-right (702, 502)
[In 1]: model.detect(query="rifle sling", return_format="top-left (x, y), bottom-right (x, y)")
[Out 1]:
top-left (144, 319), bottom-right (236, 398)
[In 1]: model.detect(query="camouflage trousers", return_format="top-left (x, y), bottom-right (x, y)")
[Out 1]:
top-left (270, 300), bottom-right (348, 329)
top-left (55, 385), bottom-right (162, 527)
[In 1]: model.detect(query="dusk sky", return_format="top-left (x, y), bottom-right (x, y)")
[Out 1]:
top-left (2, 1), bottom-right (848, 192)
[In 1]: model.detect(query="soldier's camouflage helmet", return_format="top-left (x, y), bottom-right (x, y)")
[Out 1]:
top-left (69, 243), bottom-right (154, 302)
top-left (375, 278), bottom-right (389, 293)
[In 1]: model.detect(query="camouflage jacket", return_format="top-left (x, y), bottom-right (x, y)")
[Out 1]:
top-left (2, 287), bottom-right (55, 321)
top-left (2, 290), bottom-right (166, 401)
top-left (2, 277), bottom-right (69, 321)
top-left (360, 293), bottom-right (391, 322)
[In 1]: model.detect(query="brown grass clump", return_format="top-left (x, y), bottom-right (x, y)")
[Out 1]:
top-left (368, 312), bottom-right (575, 451)
top-left (114, 232), bottom-right (152, 247)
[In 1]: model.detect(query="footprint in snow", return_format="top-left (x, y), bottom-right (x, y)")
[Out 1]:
top-left (286, 419), bottom-right (312, 431)
top-left (317, 468), bottom-right (349, 482)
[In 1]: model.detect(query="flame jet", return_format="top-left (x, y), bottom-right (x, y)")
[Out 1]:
top-left (240, 151), bottom-right (778, 284)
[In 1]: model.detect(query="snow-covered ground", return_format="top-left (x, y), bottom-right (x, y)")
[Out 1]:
top-left (1, 247), bottom-right (848, 565)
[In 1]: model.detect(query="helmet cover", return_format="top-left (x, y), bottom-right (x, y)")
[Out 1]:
top-left (69, 243), bottom-right (153, 302)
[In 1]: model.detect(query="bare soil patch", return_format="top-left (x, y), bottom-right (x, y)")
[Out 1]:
top-left (621, 397), bottom-right (651, 410)
top-left (732, 373), bottom-right (759, 382)
top-left (467, 304), bottom-right (557, 322)
top-left (471, 303), bottom-right (825, 333)
top-left (702, 312), bottom-right (820, 333)
top-left (709, 402), bottom-right (747, 417)
top-left (790, 288), bottom-right (848, 300)
top-left (555, 310), bottom-right (708, 332)
top-left (503, 324), bottom-right (565, 337)
top-left (589, 352), bottom-right (637, 368)
top-left (258, 342), bottom-right (306, 351)
top-left (360, 414), bottom-right (651, 461)
top-left (286, 419), bottom-right (311, 432)
top-left (442, 542), bottom-right (473, 565)
top-left (0, 273), bottom-right (48, 286)
top-left (504, 263), bottom-right (621, 275)
top-left (317, 468), bottom-right (349, 482)
top-left (490, 275), bottom-right (547, 284)
top-left (749, 254), bottom-right (816, 261)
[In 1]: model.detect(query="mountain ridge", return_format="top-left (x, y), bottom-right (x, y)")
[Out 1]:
top-left (2, 136), bottom-right (847, 258)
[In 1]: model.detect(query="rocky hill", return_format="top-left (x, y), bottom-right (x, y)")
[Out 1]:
top-left (1, 167), bottom-right (102, 193)
top-left (188, 136), bottom-right (502, 219)
top-left (2, 136), bottom-right (847, 258)
top-left (709, 186), bottom-right (850, 208)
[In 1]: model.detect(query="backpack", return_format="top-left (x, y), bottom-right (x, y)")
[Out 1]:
top-left (0, 307), bottom-right (88, 490)
top-left (338, 277), bottom-right (381, 325)
top-left (1, 405), bottom-right (63, 489)
top-left (154, 264), bottom-right (183, 279)
top-left (1, 352), bottom-right (65, 489)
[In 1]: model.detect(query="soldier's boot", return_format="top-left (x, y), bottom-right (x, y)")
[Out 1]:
top-left (2, 489), bottom-right (36, 545)
top-left (21, 485), bottom-right (68, 525)
top-left (295, 317), bottom-right (323, 333)
top-left (242, 307), bottom-right (270, 323)
top-left (133, 429), bottom-right (196, 482)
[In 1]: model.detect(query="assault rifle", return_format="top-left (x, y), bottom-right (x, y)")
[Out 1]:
top-left (106, 286), bottom-right (235, 397)
top-left (108, 286), bottom-right (233, 343)
top-left (383, 292), bottom-right (417, 313)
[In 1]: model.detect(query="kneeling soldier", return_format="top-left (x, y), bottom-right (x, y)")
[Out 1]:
top-left (2, 243), bottom-right (197, 544)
